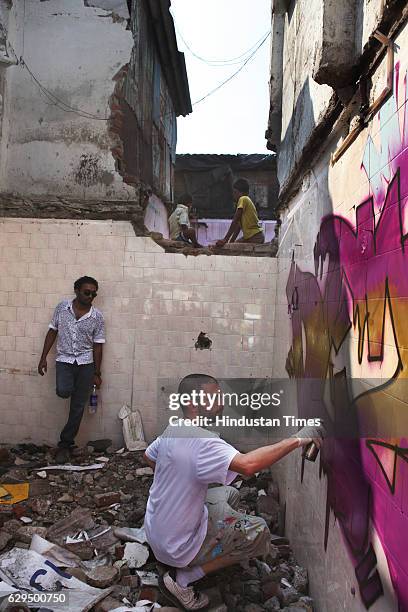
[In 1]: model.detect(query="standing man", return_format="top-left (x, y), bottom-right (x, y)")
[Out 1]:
top-left (38, 276), bottom-right (105, 463)
top-left (215, 178), bottom-right (265, 247)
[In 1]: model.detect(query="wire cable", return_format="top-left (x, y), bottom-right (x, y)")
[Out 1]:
top-left (192, 31), bottom-right (270, 106)
top-left (174, 21), bottom-right (270, 66)
top-left (17, 26), bottom-right (269, 121)
top-left (20, 58), bottom-right (110, 120)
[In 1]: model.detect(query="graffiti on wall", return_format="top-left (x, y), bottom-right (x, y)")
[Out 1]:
top-left (286, 63), bottom-right (408, 609)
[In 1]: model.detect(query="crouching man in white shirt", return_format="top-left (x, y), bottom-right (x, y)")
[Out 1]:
top-left (144, 374), bottom-right (323, 610)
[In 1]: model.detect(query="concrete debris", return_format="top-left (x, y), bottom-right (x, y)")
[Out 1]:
top-left (14, 456), bottom-right (26, 465)
top-left (95, 491), bottom-right (121, 507)
top-left (280, 586), bottom-right (302, 606)
top-left (0, 530), bottom-right (12, 551)
top-left (58, 492), bottom-right (74, 503)
top-left (135, 468), bottom-right (153, 477)
top-left (88, 439), bottom-right (113, 453)
top-left (30, 533), bottom-right (83, 567)
top-left (0, 444), bottom-right (314, 611)
top-left (36, 470), bottom-right (47, 479)
top-left (41, 463), bottom-right (106, 471)
top-left (16, 525), bottom-right (48, 544)
top-left (264, 596), bottom-right (281, 610)
top-left (123, 542), bottom-right (150, 568)
top-left (292, 565), bottom-right (308, 594)
top-left (27, 497), bottom-right (52, 515)
top-left (118, 405), bottom-right (147, 451)
top-left (86, 565), bottom-right (120, 588)
top-left (136, 570), bottom-right (159, 586)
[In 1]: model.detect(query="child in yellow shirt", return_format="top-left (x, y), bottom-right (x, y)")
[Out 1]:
top-left (216, 178), bottom-right (264, 246)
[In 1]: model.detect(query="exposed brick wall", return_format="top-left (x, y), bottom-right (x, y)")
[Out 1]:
top-left (0, 218), bottom-right (276, 448)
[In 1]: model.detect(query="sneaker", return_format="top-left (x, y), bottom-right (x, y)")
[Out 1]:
top-left (55, 447), bottom-right (71, 464)
top-left (159, 570), bottom-right (209, 610)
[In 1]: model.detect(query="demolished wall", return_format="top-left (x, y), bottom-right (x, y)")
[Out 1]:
top-left (0, 217), bottom-right (276, 450)
top-left (3, 0), bottom-right (135, 200)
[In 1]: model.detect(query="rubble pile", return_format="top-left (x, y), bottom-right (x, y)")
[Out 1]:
top-left (0, 443), bottom-right (314, 611)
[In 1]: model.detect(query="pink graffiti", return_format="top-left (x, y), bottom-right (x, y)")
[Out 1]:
top-left (289, 64), bottom-right (408, 609)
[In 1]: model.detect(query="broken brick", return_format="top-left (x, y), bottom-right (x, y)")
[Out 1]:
top-left (120, 574), bottom-right (140, 588)
top-left (94, 492), bottom-right (121, 507)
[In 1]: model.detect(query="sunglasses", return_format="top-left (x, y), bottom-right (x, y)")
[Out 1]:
top-left (82, 290), bottom-right (97, 298)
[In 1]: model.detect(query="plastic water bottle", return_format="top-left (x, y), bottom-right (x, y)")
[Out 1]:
top-left (89, 385), bottom-right (98, 414)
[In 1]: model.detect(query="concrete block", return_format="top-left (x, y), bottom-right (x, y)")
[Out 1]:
top-left (1, 222), bottom-right (22, 233)
top-left (0, 306), bottom-right (17, 322)
top-left (7, 263), bottom-right (29, 278)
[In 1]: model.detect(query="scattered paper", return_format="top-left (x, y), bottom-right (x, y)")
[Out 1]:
top-left (112, 602), bottom-right (161, 612)
top-left (36, 470), bottom-right (47, 479)
top-left (65, 526), bottom-right (112, 545)
top-left (40, 463), bottom-right (106, 472)
top-left (0, 486), bottom-right (10, 499)
top-left (0, 483), bottom-right (29, 505)
top-left (0, 548), bottom-right (112, 611)
top-left (20, 516), bottom-right (32, 524)
top-left (118, 405), bottom-right (147, 451)
top-left (258, 489), bottom-right (267, 497)
top-left (30, 534), bottom-right (82, 568)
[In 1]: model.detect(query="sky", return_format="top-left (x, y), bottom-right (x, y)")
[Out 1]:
top-left (170, 0), bottom-right (271, 155)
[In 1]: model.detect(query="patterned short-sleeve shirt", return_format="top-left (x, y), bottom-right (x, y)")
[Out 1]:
top-left (49, 300), bottom-right (105, 365)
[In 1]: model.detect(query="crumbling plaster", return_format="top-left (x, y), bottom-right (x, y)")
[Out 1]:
top-left (272, 0), bottom-right (400, 200)
top-left (3, 0), bottom-right (135, 200)
top-left (278, 0), bottom-right (333, 189)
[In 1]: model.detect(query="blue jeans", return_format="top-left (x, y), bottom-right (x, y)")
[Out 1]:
top-left (56, 361), bottom-right (95, 447)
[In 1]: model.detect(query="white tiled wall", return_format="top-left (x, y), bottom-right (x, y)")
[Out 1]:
top-left (0, 218), bottom-right (277, 448)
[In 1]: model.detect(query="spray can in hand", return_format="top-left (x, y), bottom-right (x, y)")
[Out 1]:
top-left (303, 441), bottom-right (319, 462)
top-left (89, 384), bottom-right (98, 414)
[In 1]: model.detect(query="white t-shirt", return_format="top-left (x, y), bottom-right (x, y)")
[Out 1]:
top-left (144, 425), bottom-right (239, 567)
top-left (168, 204), bottom-right (190, 240)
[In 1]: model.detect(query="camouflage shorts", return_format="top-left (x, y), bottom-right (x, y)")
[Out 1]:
top-left (189, 485), bottom-right (270, 567)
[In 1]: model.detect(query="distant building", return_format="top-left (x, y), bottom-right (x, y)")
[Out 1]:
top-left (175, 154), bottom-right (279, 220)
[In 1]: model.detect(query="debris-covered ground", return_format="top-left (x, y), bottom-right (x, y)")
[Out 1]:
top-left (0, 443), bottom-right (314, 611)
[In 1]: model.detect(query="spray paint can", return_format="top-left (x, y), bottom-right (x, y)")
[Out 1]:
top-left (303, 441), bottom-right (319, 462)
